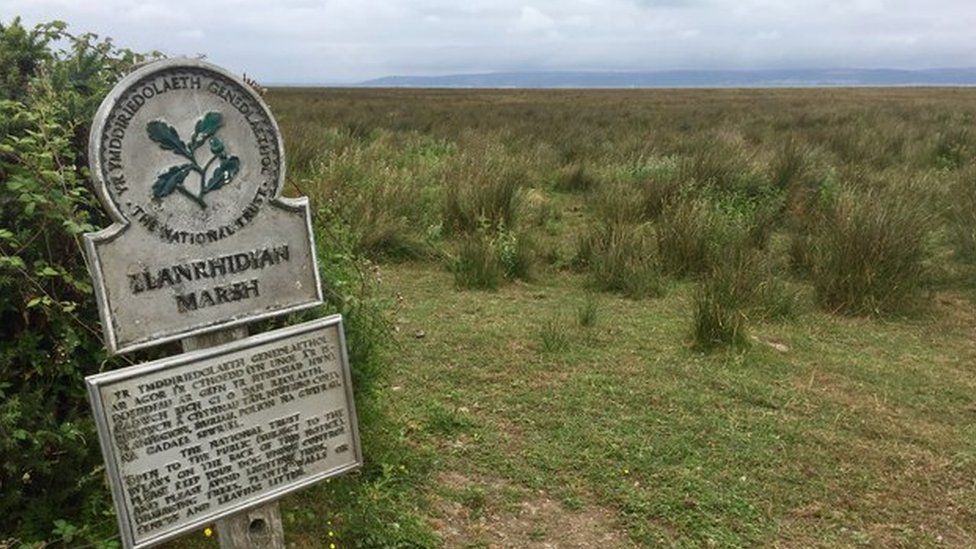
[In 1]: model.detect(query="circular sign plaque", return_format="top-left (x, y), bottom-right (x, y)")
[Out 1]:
top-left (90, 59), bottom-right (285, 245)
top-left (85, 59), bottom-right (321, 354)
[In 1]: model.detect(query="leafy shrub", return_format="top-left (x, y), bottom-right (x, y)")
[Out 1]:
top-left (311, 205), bottom-right (395, 386)
top-left (811, 184), bottom-right (933, 315)
top-left (0, 19), bottom-right (156, 544)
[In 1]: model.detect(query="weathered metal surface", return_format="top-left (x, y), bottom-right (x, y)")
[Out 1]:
top-left (86, 58), bottom-right (322, 354)
top-left (86, 315), bottom-right (362, 549)
top-left (182, 327), bottom-right (284, 549)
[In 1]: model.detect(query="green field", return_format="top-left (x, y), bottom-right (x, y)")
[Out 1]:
top-left (204, 87), bottom-right (976, 547)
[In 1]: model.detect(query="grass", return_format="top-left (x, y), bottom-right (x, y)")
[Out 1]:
top-left (452, 232), bottom-right (504, 290)
top-left (656, 196), bottom-right (720, 277)
top-left (811, 183), bottom-right (933, 315)
top-left (167, 87), bottom-right (976, 548)
top-left (948, 165), bottom-right (976, 262)
top-left (537, 315), bottom-right (571, 353)
top-left (577, 293), bottom-right (599, 328)
top-left (575, 221), bottom-right (664, 299)
top-left (381, 262), bottom-right (976, 547)
top-left (692, 254), bottom-right (755, 350)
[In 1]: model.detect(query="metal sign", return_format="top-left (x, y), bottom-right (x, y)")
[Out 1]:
top-left (86, 315), bottom-right (362, 549)
top-left (86, 58), bottom-right (322, 354)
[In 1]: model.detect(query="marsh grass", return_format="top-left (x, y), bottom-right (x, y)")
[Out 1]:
top-left (635, 165), bottom-right (685, 219)
top-left (538, 315), bottom-right (571, 353)
top-left (442, 147), bottom-right (525, 235)
top-left (577, 293), bottom-right (599, 328)
top-left (284, 128), bottom-right (447, 260)
top-left (576, 222), bottom-right (664, 299)
top-left (590, 180), bottom-right (646, 226)
top-left (451, 227), bottom-right (534, 289)
top-left (948, 167), bottom-right (976, 262)
top-left (443, 174), bottom-right (523, 235)
top-left (342, 182), bottom-right (431, 260)
top-left (262, 87), bottom-right (976, 547)
top-left (692, 256), bottom-right (754, 350)
top-left (812, 183), bottom-right (933, 315)
top-left (752, 275), bottom-right (804, 321)
top-left (690, 245), bottom-right (800, 350)
top-left (554, 163), bottom-right (599, 192)
top-left (677, 136), bottom-right (754, 190)
top-left (656, 196), bottom-right (721, 277)
top-left (930, 127), bottom-right (972, 170)
top-left (453, 233), bottom-right (504, 290)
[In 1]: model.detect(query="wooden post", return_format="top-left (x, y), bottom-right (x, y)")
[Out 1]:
top-left (213, 504), bottom-right (285, 549)
top-left (182, 327), bottom-right (285, 549)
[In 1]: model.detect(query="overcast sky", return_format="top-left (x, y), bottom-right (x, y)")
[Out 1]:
top-left (3, 0), bottom-right (974, 83)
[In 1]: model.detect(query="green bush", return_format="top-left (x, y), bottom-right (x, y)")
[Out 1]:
top-left (0, 19), bottom-right (156, 544)
top-left (811, 184), bottom-right (933, 315)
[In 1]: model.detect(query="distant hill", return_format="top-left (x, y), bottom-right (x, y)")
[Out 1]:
top-left (357, 68), bottom-right (976, 88)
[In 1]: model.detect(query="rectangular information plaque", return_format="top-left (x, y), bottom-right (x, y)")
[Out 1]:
top-left (86, 315), bottom-right (362, 549)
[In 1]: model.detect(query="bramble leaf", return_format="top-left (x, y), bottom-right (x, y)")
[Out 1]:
top-left (146, 120), bottom-right (189, 157)
top-left (152, 163), bottom-right (193, 198)
top-left (209, 136), bottom-right (226, 157)
top-left (206, 156), bottom-right (240, 192)
top-left (191, 112), bottom-right (222, 150)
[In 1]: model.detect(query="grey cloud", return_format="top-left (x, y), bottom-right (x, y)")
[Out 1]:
top-left (1, 0), bottom-right (973, 83)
